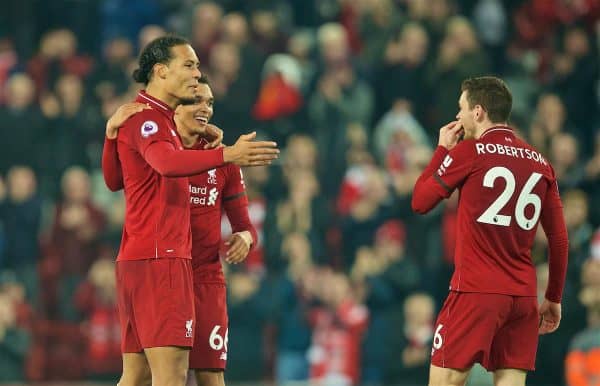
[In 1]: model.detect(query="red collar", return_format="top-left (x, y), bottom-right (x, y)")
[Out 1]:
top-left (480, 125), bottom-right (514, 139)
top-left (136, 90), bottom-right (175, 120)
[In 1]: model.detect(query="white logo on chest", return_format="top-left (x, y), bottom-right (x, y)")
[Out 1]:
top-left (190, 184), bottom-right (219, 206)
top-left (207, 169), bottom-right (217, 184)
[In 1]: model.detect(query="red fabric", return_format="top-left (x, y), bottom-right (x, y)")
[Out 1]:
top-left (189, 281), bottom-right (228, 369)
top-left (411, 146), bottom-right (449, 214)
top-left (540, 200), bottom-right (569, 302)
top-left (112, 91), bottom-right (213, 260)
top-left (116, 258), bottom-right (195, 352)
top-left (441, 204), bottom-right (458, 265)
top-left (412, 126), bottom-right (568, 299)
top-left (102, 137), bottom-right (123, 191)
top-left (188, 140), bottom-right (256, 277)
top-left (145, 141), bottom-right (224, 177)
top-left (431, 292), bottom-right (539, 371)
top-left (252, 73), bottom-right (302, 120)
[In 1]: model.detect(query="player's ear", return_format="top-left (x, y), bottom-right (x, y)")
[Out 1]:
top-left (154, 63), bottom-right (168, 80)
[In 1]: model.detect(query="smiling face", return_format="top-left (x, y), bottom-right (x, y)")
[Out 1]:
top-left (161, 44), bottom-right (202, 104)
top-left (175, 82), bottom-right (214, 135)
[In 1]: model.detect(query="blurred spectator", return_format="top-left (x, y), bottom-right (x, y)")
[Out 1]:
top-left (27, 29), bottom-right (93, 96)
top-left (252, 53), bottom-right (304, 143)
top-left (563, 190), bottom-right (594, 288)
top-left (268, 232), bottom-right (314, 385)
top-left (89, 37), bottom-right (135, 104)
top-left (374, 22), bottom-right (431, 124)
top-left (226, 269), bottom-right (268, 382)
top-left (74, 257), bottom-right (120, 380)
top-left (189, 2), bottom-right (224, 66)
top-left (529, 93), bottom-right (569, 156)
top-left (426, 16), bottom-right (489, 130)
top-left (472, 0), bottom-right (508, 72)
top-left (137, 24), bottom-right (167, 53)
top-left (358, 0), bottom-right (402, 67)
top-left (373, 100), bottom-right (431, 170)
top-left (565, 258), bottom-right (600, 386)
top-left (395, 293), bottom-right (435, 384)
top-left (41, 167), bottom-right (106, 320)
top-left (0, 73), bottom-right (45, 174)
top-left (550, 132), bottom-right (585, 190)
top-left (249, 7), bottom-right (289, 56)
top-left (0, 38), bottom-right (18, 104)
top-left (551, 26), bottom-right (599, 148)
top-left (0, 167), bottom-right (41, 305)
top-left (308, 270), bottom-right (369, 386)
top-left (209, 42), bottom-right (259, 144)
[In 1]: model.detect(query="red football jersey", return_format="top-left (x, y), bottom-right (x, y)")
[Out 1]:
top-left (188, 140), bottom-right (249, 279)
top-left (116, 91), bottom-right (191, 261)
top-left (425, 126), bottom-right (562, 296)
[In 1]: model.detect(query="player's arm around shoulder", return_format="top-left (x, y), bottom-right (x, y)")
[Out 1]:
top-left (105, 102), bottom-right (151, 140)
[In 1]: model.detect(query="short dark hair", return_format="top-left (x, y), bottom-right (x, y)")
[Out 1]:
top-left (132, 35), bottom-right (190, 85)
top-left (461, 76), bottom-right (512, 123)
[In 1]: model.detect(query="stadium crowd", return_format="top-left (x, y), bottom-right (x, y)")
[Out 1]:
top-left (0, 0), bottom-right (598, 385)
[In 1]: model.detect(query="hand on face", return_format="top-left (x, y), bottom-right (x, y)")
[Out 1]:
top-left (203, 124), bottom-right (224, 149)
top-left (106, 103), bottom-right (151, 139)
top-left (437, 121), bottom-right (464, 150)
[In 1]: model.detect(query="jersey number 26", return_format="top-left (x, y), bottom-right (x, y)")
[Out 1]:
top-left (477, 166), bottom-right (543, 231)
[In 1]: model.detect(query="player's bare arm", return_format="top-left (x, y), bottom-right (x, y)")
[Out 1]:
top-left (223, 132), bottom-right (280, 167)
top-left (106, 102), bottom-right (151, 139)
top-left (224, 231), bottom-right (252, 264)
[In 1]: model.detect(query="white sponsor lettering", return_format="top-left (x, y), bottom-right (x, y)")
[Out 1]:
top-left (475, 143), bottom-right (547, 165)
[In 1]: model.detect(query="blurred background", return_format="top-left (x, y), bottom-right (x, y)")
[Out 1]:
top-left (0, 0), bottom-right (598, 385)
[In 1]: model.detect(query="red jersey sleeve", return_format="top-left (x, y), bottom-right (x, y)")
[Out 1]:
top-left (102, 137), bottom-right (124, 191)
top-left (412, 142), bottom-right (476, 214)
top-left (223, 166), bottom-right (257, 249)
top-left (144, 141), bottom-right (225, 177)
top-left (120, 109), bottom-right (225, 177)
top-left (540, 170), bottom-right (569, 303)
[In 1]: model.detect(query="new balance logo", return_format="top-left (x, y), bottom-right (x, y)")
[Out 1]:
top-left (437, 155), bottom-right (453, 176)
top-left (185, 320), bottom-right (193, 338)
top-left (207, 187), bottom-right (218, 206)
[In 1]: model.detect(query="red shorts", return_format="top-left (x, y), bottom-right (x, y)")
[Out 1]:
top-left (116, 258), bottom-right (195, 353)
top-left (431, 291), bottom-right (539, 371)
top-left (189, 275), bottom-right (228, 370)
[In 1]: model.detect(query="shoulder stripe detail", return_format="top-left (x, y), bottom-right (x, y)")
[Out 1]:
top-left (434, 173), bottom-right (452, 193)
top-left (223, 191), bottom-right (246, 202)
top-left (138, 93), bottom-right (169, 111)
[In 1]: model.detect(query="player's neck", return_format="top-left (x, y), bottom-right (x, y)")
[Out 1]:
top-left (145, 83), bottom-right (179, 109)
top-left (475, 121), bottom-right (508, 139)
top-left (178, 128), bottom-right (200, 148)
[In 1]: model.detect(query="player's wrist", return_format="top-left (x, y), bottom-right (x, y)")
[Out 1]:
top-left (223, 146), bottom-right (238, 163)
top-left (235, 231), bottom-right (253, 247)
